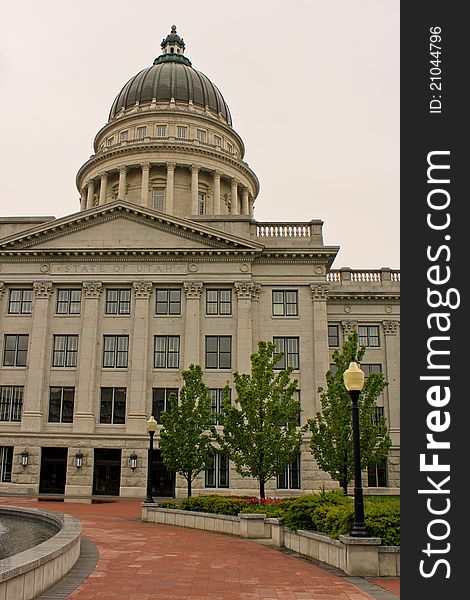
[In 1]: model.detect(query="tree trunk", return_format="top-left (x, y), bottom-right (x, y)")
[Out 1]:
top-left (259, 480), bottom-right (265, 499)
top-left (187, 476), bottom-right (192, 498)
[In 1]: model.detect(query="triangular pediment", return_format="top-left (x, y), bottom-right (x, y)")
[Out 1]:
top-left (0, 201), bottom-right (263, 255)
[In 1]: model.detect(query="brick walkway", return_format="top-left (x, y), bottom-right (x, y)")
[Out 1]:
top-left (1, 498), bottom-right (399, 599)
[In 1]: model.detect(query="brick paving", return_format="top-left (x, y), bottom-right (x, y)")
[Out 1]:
top-left (1, 498), bottom-right (399, 599)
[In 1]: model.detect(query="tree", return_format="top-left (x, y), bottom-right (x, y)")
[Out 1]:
top-left (218, 341), bottom-right (304, 498)
top-left (159, 364), bottom-right (215, 497)
top-left (308, 332), bottom-right (391, 493)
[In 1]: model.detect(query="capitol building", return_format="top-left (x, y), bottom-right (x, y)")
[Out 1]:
top-left (0, 27), bottom-right (399, 499)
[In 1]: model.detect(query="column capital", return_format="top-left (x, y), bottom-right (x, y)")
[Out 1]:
top-left (0, 282), bottom-right (5, 298)
top-left (383, 320), bottom-right (400, 335)
top-left (33, 281), bottom-right (53, 299)
top-left (133, 281), bottom-right (153, 298)
top-left (166, 161), bottom-right (176, 170)
top-left (83, 281), bottom-right (103, 298)
top-left (191, 165), bottom-right (201, 174)
top-left (119, 165), bottom-right (127, 173)
top-left (100, 171), bottom-right (108, 179)
top-left (231, 177), bottom-right (238, 186)
top-left (341, 320), bottom-right (357, 335)
top-left (183, 281), bottom-right (203, 299)
top-left (213, 170), bottom-right (221, 178)
top-left (141, 161), bottom-right (151, 170)
top-left (234, 281), bottom-right (261, 300)
top-left (310, 283), bottom-right (329, 302)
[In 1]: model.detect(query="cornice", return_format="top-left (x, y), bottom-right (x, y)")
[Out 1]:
top-left (327, 293), bottom-right (400, 302)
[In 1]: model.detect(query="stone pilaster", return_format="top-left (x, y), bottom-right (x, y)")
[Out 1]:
top-left (234, 282), bottom-right (260, 373)
top-left (382, 321), bottom-right (400, 437)
top-left (99, 172), bottom-right (108, 205)
top-left (341, 320), bottom-right (358, 337)
top-left (241, 188), bottom-right (249, 215)
top-left (310, 283), bottom-right (330, 414)
top-left (141, 162), bottom-right (150, 207)
top-left (231, 179), bottom-right (238, 215)
top-left (86, 180), bottom-right (95, 210)
top-left (183, 281), bottom-right (203, 367)
top-left (21, 281), bottom-right (53, 432)
top-left (118, 166), bottom-right (127, 200)
top-left (213, 171), bottom-right (221, 214)
top-left (73, 281), bottom-right (103, 434)
top-left (166, 162), bottom-right (175, 214)
top-left (80, 188), bottom-right (87, 211)
top-left (191, 166), bottom-right (200, 214)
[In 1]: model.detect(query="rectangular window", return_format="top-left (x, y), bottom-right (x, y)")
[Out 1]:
top-left (292, 390), bottom-right (301, 426)
top-left (214, 134), bottom-right (222, 146)
top-left (362, 364), bottom-right (382, 378)
top-left (100, 387), bottom-right (126, 424)
top-left (196, 129), bottom-right (206, 142)
top-left (372, 406), bottom-right (385, 426)
top-left (358, 325), bottom-right (380, 347)
top-left (120, 130), bottom-right (129, 141)
top-left (156, 289), bottom-right (181, 315)
top-left (206, 289), bottom-right (232, 315)
top-left (205, 336), bottom-right (232, 369)
top-left (209, 388), bottom-right (227, 425)
top-left (205, 452), bottom-right (229, 488)
top-left (177, 126), bottom-right (187, 139)
top-left (0, 447), bottom-right (13, 483)
top-left (8, 289), bottom-right (33, 314)
top-left (48, 387), bottom-right (75, 423)
top-left (105, 289), bottom-right (131, 315)
top-left (3, 335), bottom-right (28, 367)
top-left (52, 335), bottom-right (78, 367)
top-left (277, 453), bottom-right (301, 489)
top-left (273, 337), bottom-right (300, 370)
top-left (367, 459), bottom-right (388, 487)
top-left (0, 386), bottom-right (23, 421)
top-left (136, 126), bottom-right (147, 139)
top-left (227, 142), bottom-right (233, 153)
top-left (154, 336), bottom-right (180, 368)
top-left (272, 290), bottom-right (298, 316)
top-left (156, 125), bottom-right (166, 137)
top-left (328, 324), bottom-right (339, 347)
top-left (103, 335), bottom-right (129, 368)
top-left (152, 188), bottom-right (165, 211)
top-left (107, 136), bottom-right (114, 146)
top-left (198, 192), bottom-right (206, 215)
top-left (56, 289), bottom-right (81, 315)
top-left (152, 388), bottom-right (178, 422)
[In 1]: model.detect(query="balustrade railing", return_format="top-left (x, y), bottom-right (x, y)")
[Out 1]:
top-left (326, 269), bottom-right (400, 284)
top-left (256, 223), bottom-right (311, 238)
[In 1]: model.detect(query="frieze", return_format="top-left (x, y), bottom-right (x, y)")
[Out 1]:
top-left (133, 281), bottom-right (153, 298)
top-left (83, 281), bottom-right (103, 298)
top-left (50, 262), bottom-right (187, 275)
top-left (33, 280), bottom-right (53, 299)
top-left (234, 282), bottom-right (261, 300)
top-left (383, 320), bottom-right (400, 335)
top-left (183, 281), bottom-right (203, 299)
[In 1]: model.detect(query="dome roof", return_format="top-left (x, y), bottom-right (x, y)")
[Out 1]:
top-left (109, 27), bottom-right (232, 125)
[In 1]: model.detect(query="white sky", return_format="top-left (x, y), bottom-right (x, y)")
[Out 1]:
top-left (0, 0), bottom-right (399, 269)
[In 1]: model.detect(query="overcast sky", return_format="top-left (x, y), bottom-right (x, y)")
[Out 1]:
top-left (0, 0), bottom-right (399, 269)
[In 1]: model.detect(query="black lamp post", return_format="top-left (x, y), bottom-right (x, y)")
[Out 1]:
top-left (145, 416), bottom-right (157, 503)
top-left (343, 361), bottom-right (369, 537)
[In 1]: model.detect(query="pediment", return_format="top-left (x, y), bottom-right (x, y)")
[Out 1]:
top-left (0, 202), bottom-right (262, 254)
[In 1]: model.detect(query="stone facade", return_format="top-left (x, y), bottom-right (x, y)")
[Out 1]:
top-left (0, 28), bottom-right (399, 500)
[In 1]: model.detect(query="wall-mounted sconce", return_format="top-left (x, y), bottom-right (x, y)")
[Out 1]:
top-left (75, 451), bottom-right (84, 469)
top-left (21, 450), bottom-right (29, 468)
top-left (129, 452), bottom-right (138, 471)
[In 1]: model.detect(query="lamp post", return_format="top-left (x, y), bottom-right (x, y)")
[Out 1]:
top-left (343, 361), bottom-right (369, 537)
top-left (145, 416), bottom-right (157, 503)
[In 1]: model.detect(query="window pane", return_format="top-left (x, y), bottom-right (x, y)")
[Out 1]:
top-left (62, 388), bottom-right (75, 423)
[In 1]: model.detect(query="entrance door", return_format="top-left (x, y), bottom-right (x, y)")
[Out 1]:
top-left (152, 450), bottom-right (175, 497)
top-left (39, 447), bottom-right (68, 494)
top-left (93, 449), bottom-right (121, 496)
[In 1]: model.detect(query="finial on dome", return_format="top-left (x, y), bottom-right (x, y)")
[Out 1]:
top-left (155, 24), bottom-right (190, 65)
top-left (171, 25), bottom-right (177, 34)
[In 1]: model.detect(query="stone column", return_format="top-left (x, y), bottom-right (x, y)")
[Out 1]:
top-left (166, 162), bottom-right (175, 214)
top-left (310, 283), bottom-right (331, 415)
top-left (382, 321), bottom-right (400, 432)
top-left (127, 282), bottom-right (153, 434)
top-left (141, 162), bottom-right (150, 207)
top-left (231, 179), bottom-right (239, 215)
top-left (21, 281), bottom-right (53, 432)
top-left (118, 166), bottom-right (127, 200)
top-left (183, 281), bottom-right (203, 367)
top-left (213, 171), bottom-right (221, 214)
top-left (73, 281), bottom-right (103, 434)
top-left (191, 166), bottom-right (200, 214)
top-left (86, 180), bottom-right (95, 210)
top-left (234, 282), bottom-right (260, 373)
top-left (249, 197), bottom-right (254, 218)
top-left (99, 172), bottom-right (108, 206)
top-left (80, 188), bottom-right (87, 211)
top-left (241, 188), bottom-right (249, 215)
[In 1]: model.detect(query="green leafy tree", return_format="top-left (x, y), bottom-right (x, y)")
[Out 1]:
top-left (308, 332), bottom-right (391, 493)
top-left (159, 364), bottom-right (215, 497)
top-left (218, 341), bottom-right (304, 498)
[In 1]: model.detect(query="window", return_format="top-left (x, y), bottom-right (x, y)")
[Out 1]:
top-left (209, 389), bottom-right (227, 425)
top-left (156, 289), bottom-right (181, 315)
top-left (105, 289), bottom-right (131, 315)
top-left (328, 324), bottom-right (339, 347)
top-left (154, 336), bottom-right (180, 368)
top-left (152, 388), bottom-right (178, 422)
top-left (273, 337), bottom-right (300, 370)
top-left (205, 452), bottom-right (229, 488)
top-left (120, 130), bottom-right (129, 141)
top-left (362, 364), bottom-right (382, 378)
top-left (214, 135), bottom-right (221, 146)
top-left (100, 388), bottom-right (126, 424)
top-left (358, 325), bottom-right (380, 347)
top-left (136, 126), bottom-right (147, 139)
top-left (48, 387), bottom-right (75, 423)
top-left (367, 459), bottom-right (388, 487)
top-left (177, 126), bottom-right (187, 139)
top-left (0, 447), bottom-right (13, 483)
top-left (56, 289), bottom-right (81, 315)
top-left (156, 125), bottom-right (166, 137)
top-left (206, 289), bottom-right (232, 315)
top-left (272, 290), bottom-right (298, 316)
top-left (198, 192), bottom-right (206, 215)
top-left (107, 136), bottom-right (114, 146)
top-left (205, 336), bottom-right (231, 369)
top-left (52, 335), bottom-right (78, 367)
top-left (277, 453), bottom-right (301, 489)
top-left (152, 188), bottom-right (165, 211)
top-left (292, 390), bottom-right (301, 426)
top-left (0, 386), bottom-right (23, 421)
top-left (227, 142), bottom-right (233, 153)
top-left (3, 335), bottom-right (28, 367)
top-left (196, 129), bottom-right (206, 142)
top-left (372, 406), bottom-right (385, 426)
top-left (8, 289), bottom-right (32, 314)
top-left (103, 336), bottom-right (129, 368)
